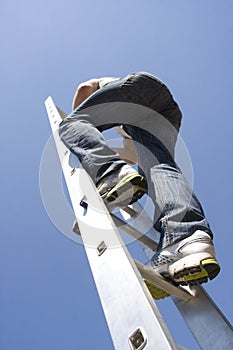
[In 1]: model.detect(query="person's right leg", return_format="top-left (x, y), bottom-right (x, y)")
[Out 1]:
top-left (59, 78), bottom-right (148, 210)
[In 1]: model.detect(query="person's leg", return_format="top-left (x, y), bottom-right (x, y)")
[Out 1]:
top-left (120, 72), bottom-right (220, 285)
top-left (59, 81), bottom-right (126, 183)
top-left (59, 78), bottom-right (147, 210)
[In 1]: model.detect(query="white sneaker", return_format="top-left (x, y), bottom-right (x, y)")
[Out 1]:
top-left (97, 165), bottom-right (147, 211)
top-left (150, 230), bottom-right (220, 286)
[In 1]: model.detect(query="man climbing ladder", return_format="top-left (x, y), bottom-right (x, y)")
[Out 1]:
top-left (59, 71), bottom-right (220, 291)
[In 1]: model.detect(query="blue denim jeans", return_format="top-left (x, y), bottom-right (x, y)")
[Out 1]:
top-left (59, 72), bottom-right (213, 247)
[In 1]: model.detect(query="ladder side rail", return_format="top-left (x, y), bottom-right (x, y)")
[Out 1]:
top-left (173, 287), bottom-right (233, 350)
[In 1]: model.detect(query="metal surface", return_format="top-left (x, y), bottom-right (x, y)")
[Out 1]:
top-left (45, 96), bottom-right (233, 350)
top-left (45, 96), bottom-right (180, 350)
top-left (122, 203), bottom-right (233, 350)
top-left (173, 287), bottom-right (233, 350)
top-left (111, 213), bottom-right (158, 250)
top-left (134, 260), bottom-right (193, 302)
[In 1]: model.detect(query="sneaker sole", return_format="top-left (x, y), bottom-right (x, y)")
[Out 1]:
top-left (105, 173), bottom-right (147, 206)
top-left (168, 254), bottom-right (221, 286)
top-left (144, 257), bottom-right (221, 299)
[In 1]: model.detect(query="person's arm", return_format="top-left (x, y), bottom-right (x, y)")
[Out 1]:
top-left (114, 138), bottom-right (138, 164)
top-left (113, 126), bottom-right (138, 164)
top-left (72, 79), bottom-right (99, 110)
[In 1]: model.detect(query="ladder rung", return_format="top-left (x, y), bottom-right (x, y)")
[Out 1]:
top-left (111, 214), bottom-right (158, 250)
top-left (134, 259), bottom-right (194, 302)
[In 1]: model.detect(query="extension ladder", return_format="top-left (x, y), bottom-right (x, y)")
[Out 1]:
top-left (44, 96), bottom-right (233, 350)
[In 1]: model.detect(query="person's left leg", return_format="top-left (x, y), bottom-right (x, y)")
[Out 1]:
top-left (150, 162), bottom-right (220, 286)
top-left (120, 73), bottom-right (220, 287)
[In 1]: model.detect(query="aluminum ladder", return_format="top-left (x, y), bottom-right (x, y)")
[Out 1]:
top-left (44, 96), bottom-right (233, 350)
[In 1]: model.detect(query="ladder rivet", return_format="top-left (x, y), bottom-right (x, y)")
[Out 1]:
top-left (129, 328), bottom-right (147, 350)
top-left (97, 241), bottom-right (107, 256)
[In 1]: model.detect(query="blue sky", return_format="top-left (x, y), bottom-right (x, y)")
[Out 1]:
top-left (1, 1), bottom-right (232, 349)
